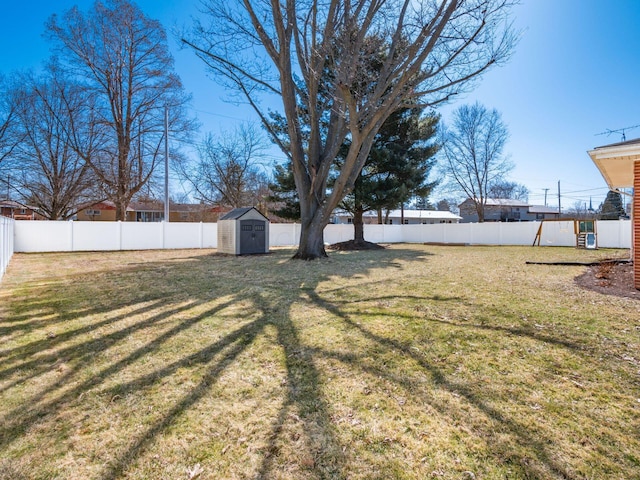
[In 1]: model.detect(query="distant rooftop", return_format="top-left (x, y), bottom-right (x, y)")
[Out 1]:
top-left (460, 198), bottom-right (530, 207)
top-left (363, 209), bottom-right (461, 220)
top-left (528, 205), bottom-right (560, 214)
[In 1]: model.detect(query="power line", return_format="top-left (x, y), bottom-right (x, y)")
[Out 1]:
top-left (193, 108), bottom-right (253, 122)
top-left (561, 187), bottom-right (610, 194)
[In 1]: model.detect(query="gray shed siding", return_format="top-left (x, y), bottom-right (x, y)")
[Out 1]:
top-left (217, 207), bottom-right (269, 255)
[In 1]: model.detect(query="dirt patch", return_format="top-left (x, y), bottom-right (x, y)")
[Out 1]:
top-left (575, 262), bottom-right (639, 300)
top-left (328, 240), bottom-right (386, 251)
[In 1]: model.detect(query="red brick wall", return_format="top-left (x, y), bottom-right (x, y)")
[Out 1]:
top-left (635, 160), bottom-right (640, 289)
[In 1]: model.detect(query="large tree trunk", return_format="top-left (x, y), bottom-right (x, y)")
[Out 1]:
top-left (476, 202), bottom-right (485, 223)
top-left (353, 206), bottom-right (365, 245)
top-left (115, 200), bottom-right (128, 221)
top-left (114, 186), bottom-right (131, 221)
top-left (294, 214), bottom-right (327, 259)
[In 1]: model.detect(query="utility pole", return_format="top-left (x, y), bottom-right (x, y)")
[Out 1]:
top-left (164, 106), bottom-right (170, 223)
top-left (557, 180), bottom-right (561, 216)
top-left (543, 188), bottom-right (549, 207)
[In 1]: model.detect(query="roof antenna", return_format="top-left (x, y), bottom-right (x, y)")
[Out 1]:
top-left (595, 124), bottom-right (640, 142)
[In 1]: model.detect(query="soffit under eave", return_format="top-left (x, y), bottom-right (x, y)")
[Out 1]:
top-left (588, 149), bottom-right (639, 189)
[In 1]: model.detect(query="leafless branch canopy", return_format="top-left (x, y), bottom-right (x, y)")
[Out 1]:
top-left (177, 123), bottom-right (270, 208)
top-left (7, 67), bottom-right (102, 219)
top-left (185, 0), bottom-right (517, 257)
top-left (439, 102), bottom-right (512, 222)
top-left (47, 0), bottom-right (196, 220)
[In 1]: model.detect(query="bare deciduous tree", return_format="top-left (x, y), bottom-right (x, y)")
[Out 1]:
top-left (488, 180), bottom-right (529, 202)
top-left (0, 75), bottom-right (20, 173)
top-left (179, 123), bottom-right (270, 209)
top-left (7, 67), bottom-right (102, 219)
top-left (566, 200), bottom-right (595, 220)
top-left (47, 0), bottom-right (195, 220)
top-left (439, 102), bottom-right (512, 222)
top-left (184, 0), bottom-right (517, 258)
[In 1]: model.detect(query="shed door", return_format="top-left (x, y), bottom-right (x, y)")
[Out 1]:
top-left (240, 220), bottom-right (265, 254)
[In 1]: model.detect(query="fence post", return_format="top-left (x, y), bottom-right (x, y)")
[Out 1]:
top-left (69, 220), bottom-right (74, 252)
top-left (0, 218), bottom-right (12, 279)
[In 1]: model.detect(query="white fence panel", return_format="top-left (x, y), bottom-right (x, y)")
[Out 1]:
top-left (363, 224), bottom-right (384, 243)
top-left (378, 225), bottom-right (405, 243)
top-left (324, 224), bottom-right (354, 244)
top-left (270, 223), bottom-right (300, 247)
top-left (164, 222), bottom-right (202, 249)
top-left (597, 220), bottom-right (632, 248)
top-left (12, 219), bottom-right (632, 253)
top-left (422, 224), bottom-right (448, 244)
top-left (1, 216), bottom-right (14, 279)
top-left (401, 225), bottom-right (428, 243)
top-left (121, 222), bottom-right (163, 250)
top-left (469, 222), bottom-right (500, 244)
top-left (15, 221), bottom-right (72, 252)
top-left (498, 222), bottom-right (540, 245)
top-left (202, 223), bottom-right (218, 248)
top-left (326, 224), bottom-right (406, 244)
top-left (441, 223), bottom-right (473, 244)
top-left (73, 221), bottom-right (121, 251)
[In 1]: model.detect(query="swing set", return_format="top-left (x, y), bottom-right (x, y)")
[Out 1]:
top-left (532, 218), bottom-right (597, 249)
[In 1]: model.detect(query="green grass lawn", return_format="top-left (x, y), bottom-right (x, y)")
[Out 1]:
top-left (0, 245), bottom-right (638, 479)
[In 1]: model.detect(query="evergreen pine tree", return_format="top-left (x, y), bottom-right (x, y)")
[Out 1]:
top-left (599, 190), bottom-right (626, 220)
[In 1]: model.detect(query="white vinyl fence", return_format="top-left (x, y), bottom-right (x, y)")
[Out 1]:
top-left (1, 216), bottom-right (14, 279)
top-left (12, 219), bottom-right (631, 253)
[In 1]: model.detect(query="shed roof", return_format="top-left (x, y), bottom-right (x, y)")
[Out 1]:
top-left (219, 207), bottom-right (268, 221)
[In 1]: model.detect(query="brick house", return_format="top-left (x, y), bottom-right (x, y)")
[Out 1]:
top-left (76, 201), bottom-right (224, 222)
top-left (588, 137), bottom-right (639, 289)
top-left (0, 200), bottom-right (44, 220)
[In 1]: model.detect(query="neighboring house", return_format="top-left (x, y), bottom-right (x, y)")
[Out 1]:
top-left (76, 201), bottom-right (224, 222)
top-left (75, 201), bottom-right (119, 221)
top-left (458, 198), bottom-right (560, 223)
top-left (528, 205), bottom-right (563, 220)
top-left (332, 209), bottom-right (462, 225)
top-left (0, 200), bottom-right (44, 220)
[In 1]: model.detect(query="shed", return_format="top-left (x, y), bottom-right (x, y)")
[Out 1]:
top-left (217, 207), bottom-right (269, 255)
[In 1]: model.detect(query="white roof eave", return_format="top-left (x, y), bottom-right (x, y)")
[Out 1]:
top-left (588, 146), bottom-right (639, 189)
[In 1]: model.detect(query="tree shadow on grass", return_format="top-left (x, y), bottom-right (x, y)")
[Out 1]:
top-left (0, 299), bottom-right (181, 389)
top-left (1, 246), bottom-right (623, 479)
top-left (304, 289), bottom-right (581, 480)
top-left (0, 247), bottom-right (425, 479)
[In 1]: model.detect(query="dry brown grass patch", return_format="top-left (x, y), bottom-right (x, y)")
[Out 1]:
top-left (0, 246), bottom-right (638, 479)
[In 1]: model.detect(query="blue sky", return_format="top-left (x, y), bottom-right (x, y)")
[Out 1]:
top-left (1, 0), bottom-right (638, 210)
